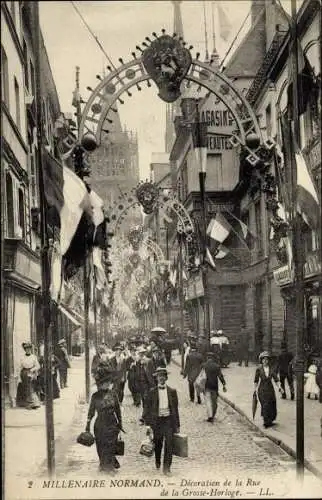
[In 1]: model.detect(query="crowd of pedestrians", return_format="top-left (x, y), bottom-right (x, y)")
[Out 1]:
top-left (18, 328), bottom-right (322, 474)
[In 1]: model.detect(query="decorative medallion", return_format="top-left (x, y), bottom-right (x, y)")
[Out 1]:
top-left (142, 34), bottom-right (192, 103)
top-left (136, 182), bottom-right (159, 214)
top-left (128, 225), bottom-right (144, 250)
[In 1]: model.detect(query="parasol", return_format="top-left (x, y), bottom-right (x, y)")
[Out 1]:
top-left (252, 390), bottom-right (258, 420)
top-left (151, 327), bottom-right (167, 334)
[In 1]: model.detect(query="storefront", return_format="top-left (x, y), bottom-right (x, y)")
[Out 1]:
top-left (274, 250), bottom-right (322, 356)
top-left (3, 239), bottom-right (41, 406)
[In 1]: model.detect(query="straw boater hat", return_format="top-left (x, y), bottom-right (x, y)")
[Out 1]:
top-left (137, 345), bottom-right (147, 354)
top-left (259, 351), bottom-right (270, 362)
top-left (58, 339), bottom-right (66, 345)
top-left (153, 366), bottom-right (169, 377)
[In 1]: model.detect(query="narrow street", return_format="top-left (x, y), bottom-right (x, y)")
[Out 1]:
top-left (48, 358), bottom-right (321, 498)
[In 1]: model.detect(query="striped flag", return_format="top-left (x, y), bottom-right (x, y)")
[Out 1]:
top-left (169, 268), bottom-right (177, 287)
top-left (287, 40), bottom-right (316, 116)
top-left (43, 150), bottom-right (91, 300)
top-left (215, 244), bottom-right (229, 260)
top-left (205, 247), bottom-right (216, 270)
top-left (191, 121), bottom-right (208, 173)
top-left (207, 213), bottom-right (232, 243)
top-left (280, 110), bottom-right (320, 229)
top-left (295, 146), bottom-right (320, 229)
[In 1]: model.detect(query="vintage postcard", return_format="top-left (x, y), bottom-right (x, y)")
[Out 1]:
top-left (2, 1), bottom-right (321, 499)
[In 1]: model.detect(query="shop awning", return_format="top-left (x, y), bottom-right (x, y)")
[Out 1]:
top-left (58, 305), bottom-right (81, 328)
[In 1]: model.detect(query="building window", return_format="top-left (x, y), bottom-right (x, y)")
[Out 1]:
top-left (1, 45), bottom-right (9, 107)
top-left (29, 151), bottom-right (38, 208)
top-left (14, 77), bottom-right (21, 130)
top-left (18, 188), bottom-right (26, 238)
top-left (5, 173), bottom-right (15, 238)
top-left (30, 60), bottom-right (35, 96)
top-left (23, 39), bottom-right (29, 90)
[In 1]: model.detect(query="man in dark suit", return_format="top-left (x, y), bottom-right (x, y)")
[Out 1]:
top-left (145, 367), bottom-right (180, 476)
top-left (109, 344), bottom-right (127, 403)
top-left (203, 352), bottom-right (227, 422)
top-left (183, 342), bottom-right (204, 404)
top-left (277, 341), bottom-right (294, 400)
top-left (134, 346), bottom-right (154, 423)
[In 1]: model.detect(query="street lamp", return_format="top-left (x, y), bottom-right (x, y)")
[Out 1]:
top-left (191, 99), bottom-right (211, 347)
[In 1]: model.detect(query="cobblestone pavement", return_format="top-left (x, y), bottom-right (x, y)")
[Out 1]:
top-left (47, 360), bottom-right (322, 498)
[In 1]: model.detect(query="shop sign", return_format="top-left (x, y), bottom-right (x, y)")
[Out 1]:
top-left (304, 138), bottom-right (321, 170)
top-left (273, 252), bottom-right (321, 287)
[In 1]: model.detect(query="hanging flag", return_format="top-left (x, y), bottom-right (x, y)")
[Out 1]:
top-left (295, 146), bottom-right (320, 229)
top-left (231, 215), bottom-right (257, 250)
top-left (49, 241), bottom-right (64, 302)
top-left (207, 213), bottom-right (232, 243)
top-left (287, 40), bottom-right (316, 116)
top-left (191, 120), bottom-right (208, 173)
top-left (215, 244), bottom-right (229, 260)
top-left (89, 189), bottom-right (104, 228)
top-left (169, 268), bottom-right (177, 287)
top-left (205, 247), bottom-right (216, 270)
top-left (279, 110), bottom-right (320, 229)
top-left (93, 247), bottom-right (107, 290)
top-left (43, 150), bottom-right (90, 256)
top-left (217, 2), bottom-right (232, 42)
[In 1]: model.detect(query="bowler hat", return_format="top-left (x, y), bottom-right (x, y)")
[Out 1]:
top-left (153, 366), bottom-right (169, 377)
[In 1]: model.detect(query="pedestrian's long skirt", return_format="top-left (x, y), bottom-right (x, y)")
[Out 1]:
top-left (94, 409), bottom-right (119, 470)
top-left (258, 378), bottom-right (277, 425)
top-left (17, 369), bottom-right (40, 409)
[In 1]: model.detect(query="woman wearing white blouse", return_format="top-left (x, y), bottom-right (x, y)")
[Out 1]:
top-left (17, 342), bottom-right (41, 409)
top-left (254, 351), bottom-right (282, 428)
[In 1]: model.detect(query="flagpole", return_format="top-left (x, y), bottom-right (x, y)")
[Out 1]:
top-left (290, 0), bottom-right (305, 480)
top-left (195, 100), bottom-right (211, 347)
top-left (178, 234), bottom-right (185, 352)
top-left (33, 2), bottom-right (55, 474)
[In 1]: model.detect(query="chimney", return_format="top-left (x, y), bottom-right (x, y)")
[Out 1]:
top-left (251, 0), bottom-right (265, 26)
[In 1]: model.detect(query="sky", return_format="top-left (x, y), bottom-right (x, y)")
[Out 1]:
top-left (39, 0), bottom-right (297, 180)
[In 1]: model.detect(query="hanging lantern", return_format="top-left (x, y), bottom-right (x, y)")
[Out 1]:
top-left (245, 132), bottom-right (260, 151)
top-left (81, 132), bottom-right (98, 151)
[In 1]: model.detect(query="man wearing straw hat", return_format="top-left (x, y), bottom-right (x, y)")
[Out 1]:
top-left (145, 366), bottom-right (180, 476)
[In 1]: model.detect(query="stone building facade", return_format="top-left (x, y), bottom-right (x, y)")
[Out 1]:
top-left (166, 0), bottom-right (320, 359)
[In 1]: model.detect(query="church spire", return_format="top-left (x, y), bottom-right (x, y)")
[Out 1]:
top-left (203, 1), bottom-right (209, 62)
top-left (172, 0), bottom-right (183, 38)
top-left (210, 2), bottom-right (220, 67)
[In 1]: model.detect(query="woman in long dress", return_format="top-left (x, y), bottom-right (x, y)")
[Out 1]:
top-left (86, 365), bottom-right (123, 472)
top-left (254, 351), bottom-right (282, 428)
top-left (17, 342), bottom-right (41, 409)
